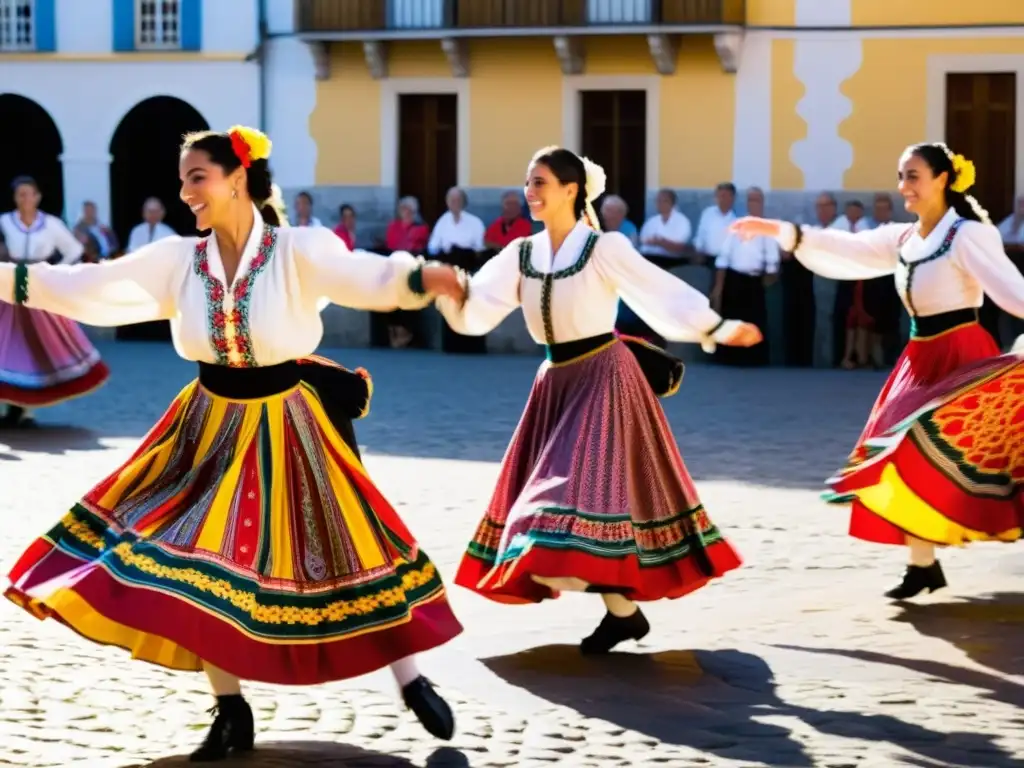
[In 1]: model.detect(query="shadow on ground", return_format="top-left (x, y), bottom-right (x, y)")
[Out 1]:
top-left (483, 644), bottom-right (1018, 767)
top-left (0, 424), bottom-right (106, 455)
top-left (133, 743), bottom-right (469, 767)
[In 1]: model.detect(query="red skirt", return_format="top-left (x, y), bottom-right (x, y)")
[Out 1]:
top-left (455, 339), bottom-right (741, 604)
top-left (827, 320), bottom-right (1023, 546)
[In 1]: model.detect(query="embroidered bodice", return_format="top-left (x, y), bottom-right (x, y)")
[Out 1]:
top-left (779, 207), bottom-right (1024, 319)
top-left (0, 212), bottom-right (84, 265)
top-left (435, 220), bottom-right (738, 345)
top-left (0, 207), bottom-right (429, 366)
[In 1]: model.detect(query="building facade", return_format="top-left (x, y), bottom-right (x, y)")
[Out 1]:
top-left (261, 0), bottom-right (1024, 235)
top-left (0, 0), bottom-right (259, 242)
top-left (3, 0), bottom-right (1022, 239)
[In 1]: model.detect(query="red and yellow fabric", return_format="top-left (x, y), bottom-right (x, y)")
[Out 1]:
top-left (5, 375), bottom-right (461, 685)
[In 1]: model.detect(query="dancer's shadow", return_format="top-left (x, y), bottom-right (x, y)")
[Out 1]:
top-left (483, 645), bottom-right (814, 766)
top-left (892, 591), bottom-right (1024, 678)
top-left (0, 424), bottom-right (106, 455)
top-left (483, 645), bottom-right (1017, 767)
top-left (133, 742), bottom-right (469, 767)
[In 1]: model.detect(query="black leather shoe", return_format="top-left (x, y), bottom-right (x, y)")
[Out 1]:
top-left (580, 608), bottom-right (651, 654)
top-left (402, 676), bottom-right (455, 740)
top-left (884, 561), bottom-right (948, 600)
top-left (190, 695), bottom-right (255, 762)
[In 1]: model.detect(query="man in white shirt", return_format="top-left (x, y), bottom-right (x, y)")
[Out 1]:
top-left (427, 187), bottom-right (485, 256)
top-left (709, 187), bottom-right (777, 366)
top-left (292, 191), bottom-right (323, 227)
top-left (638, 189), bottom-right (692, 266)
top-left (126, 198), bottom-right (176, 253)
top-left (692, 182), bottom-right (737, 264)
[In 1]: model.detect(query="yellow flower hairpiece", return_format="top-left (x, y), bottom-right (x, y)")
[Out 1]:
top-left (949, 153), bottom-right (976, 194)
top-left (227, 125), bottom-right (272, 167)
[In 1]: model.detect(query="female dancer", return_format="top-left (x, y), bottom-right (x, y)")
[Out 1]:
top-left (0, 176), bottom-right (109, 427)
top-left (434, 147), bottom-right (760, 652)
top-left (731, 142), bottom-right (1024, 599)
top-left (2, 127), bottom-right (467, 761)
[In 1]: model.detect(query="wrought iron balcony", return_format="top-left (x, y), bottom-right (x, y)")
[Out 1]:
top-left (294, 0), bottom-right (745, 36)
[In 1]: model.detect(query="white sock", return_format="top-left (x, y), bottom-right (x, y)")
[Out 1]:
top-left (390, 655), bottom-right (421, 687)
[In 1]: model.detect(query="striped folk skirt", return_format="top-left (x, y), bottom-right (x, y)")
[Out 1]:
top-left (0, 303), bottom-right (109, 407)
top-left (4, 358), bottom-right (462, 685)
top-left (455, 336), bottom-right (742, 604)
top-left (827, 311), bottom-right (1023, 546)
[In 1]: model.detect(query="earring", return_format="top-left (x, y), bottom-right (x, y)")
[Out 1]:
top-left (231, 189), bottom-right (238, 199)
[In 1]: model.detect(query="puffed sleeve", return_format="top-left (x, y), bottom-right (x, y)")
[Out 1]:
top-left (48, 215), bottom-right (85, 265)
top-left (593, 231), bottom-right (743, 349)
top-left (291, 225), bottom-right (433, 311)
top-left (778, 222), bottom-right (905, 280)
top-left (0, 236), bottom-right (186, 325)
top-left (434, 239), bottom-right (522, 335)
top-left (956, 221), bottom-right (1024, 318)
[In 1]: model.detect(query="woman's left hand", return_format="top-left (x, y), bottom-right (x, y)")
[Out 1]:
top-left (421, 264), bottom-right (467, 303)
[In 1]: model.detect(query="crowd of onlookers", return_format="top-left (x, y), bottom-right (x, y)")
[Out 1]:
top-left (62, 179), bottom-right (1024, 362)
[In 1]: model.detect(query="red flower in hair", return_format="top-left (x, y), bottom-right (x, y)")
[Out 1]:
top-left (229, 131), bottom-right (252, 168)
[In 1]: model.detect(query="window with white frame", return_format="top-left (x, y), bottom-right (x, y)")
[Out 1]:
top-left (0, 0), bottom-right (34, 52)
top-left (136, 0), bottom-right (180, 49)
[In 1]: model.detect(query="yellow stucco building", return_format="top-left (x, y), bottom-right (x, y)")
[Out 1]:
top-left (274, 0), bottom-right (1024, 227)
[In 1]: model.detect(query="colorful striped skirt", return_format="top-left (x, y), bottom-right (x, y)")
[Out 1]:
top-left (4, 358), bottom-right (462, 685)
top-left (826, 310), bottom-right (1022, 546)
top-left (0, 303), bottom-right (109, 407)
top-left (455, 334), bottom-right (742, 604)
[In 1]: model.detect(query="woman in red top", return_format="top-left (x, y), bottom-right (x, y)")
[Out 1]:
top-left (332, 204), bottom-right (357, 249)
top-left (386, 197), bottom-right (430, 254)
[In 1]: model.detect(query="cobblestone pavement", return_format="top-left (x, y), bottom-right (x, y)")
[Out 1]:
top-left (0, 342), bottom-right (1021, 768)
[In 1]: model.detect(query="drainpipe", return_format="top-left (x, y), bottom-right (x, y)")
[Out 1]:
top-left (257, 0), bottom-right (268, 131)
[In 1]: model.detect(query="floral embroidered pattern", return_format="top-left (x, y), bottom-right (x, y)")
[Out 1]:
top-left (518, 233), bottom-right (598, 345)
top-left (898, 218), bottom-right (963, 317)
top-left (193, 225), bottom-right (278, 367)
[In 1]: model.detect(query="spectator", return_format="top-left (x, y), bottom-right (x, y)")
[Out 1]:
top-left (292, 191), bottom-right (322, 227)
top-left (638, 188), bottom-right (692, 267)
top-left (73, 201), bottom-right (118, 261)
top-left (484, 191), bottom-right (532, 250)
top-left (385, 196), bottom-right (430, 253)
top-left (427, 187), bottom-right (485, 257)
top-left (692, 182), bottom-right (737, 264)
top-left (126, 197), bottom-right (176, 253)
top-left (333, 204), bottom-right (357, 249)
top-left (599, 195), bottom-right (638, 245)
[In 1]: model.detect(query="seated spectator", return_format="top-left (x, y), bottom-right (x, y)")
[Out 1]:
top-left (639, 188), bottom-right (692, 267)
top-left (333, 204), bottom-right (357, 249)
top-left (292, 191), bottom-right (322, 227)
top-left (599, 195), bottom-right (638, 245)
top-left (385, 197), bottom-right (430, 253)
top-left (427, 187), bottom-right (485, 260)
top-left (484, 191), bottom-right (532, 250)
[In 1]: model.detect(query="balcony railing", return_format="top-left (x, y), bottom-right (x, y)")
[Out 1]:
top-left (295, 0), bottom-right (744, 34)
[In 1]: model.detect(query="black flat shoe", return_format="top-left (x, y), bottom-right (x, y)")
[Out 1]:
top-left (580, 608), bottom-right (651, 654)
top-left (402, 676), bottom-right (455, 740)
top-left (190, 695), bottom-right (255, 762)
top-left (884, 561), bottom-right (947, 600)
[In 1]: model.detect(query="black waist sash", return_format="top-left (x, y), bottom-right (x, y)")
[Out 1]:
top-left (910, 308), bottom-right (979, 339)
top-left (197, 361), bottom-right (303, 399)
top-left (544, 333), bottom-right (615, 363)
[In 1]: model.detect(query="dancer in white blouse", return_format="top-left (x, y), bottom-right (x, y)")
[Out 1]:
top-left (436, 147), bottom-right (760, 653)
top-left (2, 126), bottom-right (468, 761)
top-left (731, 142), bottom-right (1024, 600)
top-left (0, 176), bottom-right (109, 427)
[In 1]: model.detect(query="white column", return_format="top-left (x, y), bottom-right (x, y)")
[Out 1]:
top-left (60, 154), bottom-right (112, 224)
top-left (263, 38), bottom-right (318, 190)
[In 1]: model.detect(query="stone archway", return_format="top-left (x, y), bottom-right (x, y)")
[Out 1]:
top-left (0, 94), bottom-right (64, 216)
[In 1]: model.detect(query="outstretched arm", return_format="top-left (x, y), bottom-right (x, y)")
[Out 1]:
top-left (594, 232), bottom-right (758, 349)
top-left (957, 222), bottom-right (1024, 319)
top-left (731, 217), bottom-right (904, 280)
top-left (292, 225), bottom-right (461, 311)
top-left (434, 239), bottom-right (522, 335)
top-left (0, 236), bottom-right (185, 325)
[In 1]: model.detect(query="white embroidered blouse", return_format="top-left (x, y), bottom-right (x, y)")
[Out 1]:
top-left (0, 207), bottom-right (430, 367)
top-left (778, 207), bottom-right (1024, 318)
top-left (0, 212), bottom-right (84, 264)
top-left (435, 220), bottom-right (739, 347)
